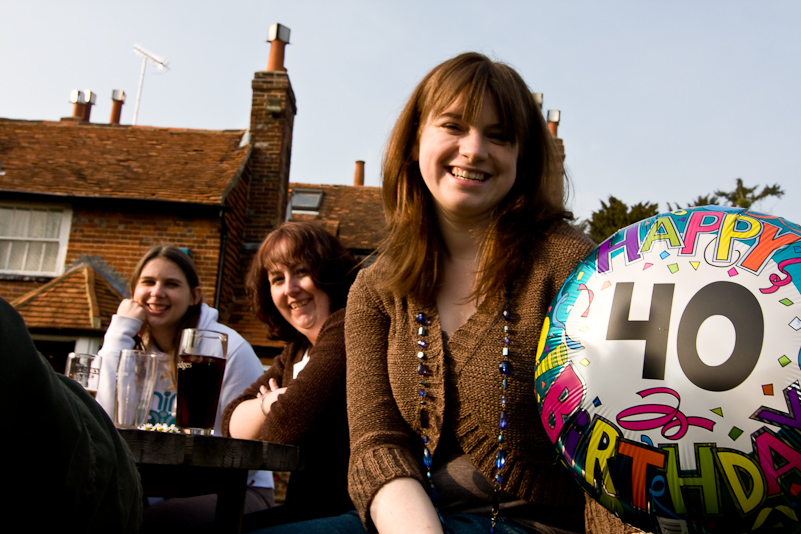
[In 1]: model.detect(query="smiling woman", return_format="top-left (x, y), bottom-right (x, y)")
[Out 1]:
top-left (415, 97), bottom-right (519, 225)
top-left (222, 221), bottom-right (359, 527)
top-left (94, 246), bottom-right (275, 530)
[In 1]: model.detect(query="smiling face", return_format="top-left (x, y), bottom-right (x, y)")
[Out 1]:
top-left (133, 257), bottom-right (201, 339)
top-left (268, 262), bottom-right (332, 345)
top-left (415, 96), bottom-right (519, 223)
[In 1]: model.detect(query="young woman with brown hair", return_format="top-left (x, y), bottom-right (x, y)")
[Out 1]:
top-left (250, 52), bottom-right (638, 534)
top-left (95, 246), bottom-right (274, 528)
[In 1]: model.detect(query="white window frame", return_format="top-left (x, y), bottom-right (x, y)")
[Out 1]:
top-left (0, 202), bottom-right (72, 277)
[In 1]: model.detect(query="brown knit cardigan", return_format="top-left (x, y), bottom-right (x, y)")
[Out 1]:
top-left (221, 309), bottom-right (353, 519)
top-left (345, 222), bottom-right (643, 533)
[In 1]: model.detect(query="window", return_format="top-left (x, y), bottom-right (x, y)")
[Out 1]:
top-left (289, 189), bottom-right (324, 214)
top-left (0, 204), bottom-right (72, 276)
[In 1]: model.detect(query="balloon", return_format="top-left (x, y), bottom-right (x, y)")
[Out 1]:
top-left (536, 206), bottom-right (801, 533)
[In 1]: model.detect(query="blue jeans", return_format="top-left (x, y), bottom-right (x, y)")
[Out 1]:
top-left (248, 510), bottom-right (558, 534)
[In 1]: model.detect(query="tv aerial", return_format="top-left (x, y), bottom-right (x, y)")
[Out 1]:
top-left (132, 44), bottom-right (169, 126)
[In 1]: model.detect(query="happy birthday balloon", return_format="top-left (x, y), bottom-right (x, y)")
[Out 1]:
top-left (536, 206), bottom-right (801, 533)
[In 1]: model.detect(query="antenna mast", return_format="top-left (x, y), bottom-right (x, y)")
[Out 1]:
top-left (132, 44), bottom-right (168, 126)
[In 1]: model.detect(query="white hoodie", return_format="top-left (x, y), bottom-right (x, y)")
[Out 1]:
top-left (96, 303), bottom-right (273, 488)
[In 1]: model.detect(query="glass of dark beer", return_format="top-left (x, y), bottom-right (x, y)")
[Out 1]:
top-left (176, 329), bottom-right (228, 435)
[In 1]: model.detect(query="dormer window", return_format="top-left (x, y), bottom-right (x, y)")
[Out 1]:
top-left (289, 189), bottom-right (324, 214)
top-left (0, 203), bottom-right (72, 277)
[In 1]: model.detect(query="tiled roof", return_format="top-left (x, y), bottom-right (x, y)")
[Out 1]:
top-left (288, 182), bottom-right (385, 251)
top-left (11, 264), bottom-right (123, 332)
top-left (0, 118), bottom-right (249, 205)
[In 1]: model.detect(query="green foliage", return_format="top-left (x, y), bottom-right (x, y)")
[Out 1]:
top-left (713, 178), bottom-right (784, 209)
top-left (667, 178), bottom-right (784, 211)
top-left (666, 194), bottom-right (719, 212)
top-left (583, 178), bottom-right (785, 245)
top-left (586, 196), bottom-right (659, 243)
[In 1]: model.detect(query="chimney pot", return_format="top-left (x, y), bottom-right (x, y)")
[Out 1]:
top-left (69, 90), bottom-right (86, 105)
top-left (354, 160), bottom-right (365, 187)
top-left (82, 90), bottom-right (97, 122)
top-left (266, 23), bottom-right (291, 72)
top-left (547, 109), bottom-right (560, 137)
top-left (110, 90), bottom-right (126, 125)
top-left (533, 93), bottom-right (543, 109)
top-left (69, 89), bottom-right (87, 120)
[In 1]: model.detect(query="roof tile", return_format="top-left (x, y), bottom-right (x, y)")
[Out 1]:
top-left (11, 264), bottom-right (123, 331)
top-left (288, 182), bottom-right (385, 251)
top-left (0, 119), bottom-right (248, 205)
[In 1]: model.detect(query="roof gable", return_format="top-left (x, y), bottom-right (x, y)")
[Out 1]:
top-left (11, 264), bottom-right (123, 331)
top-left (0, 119), bottom-right (249, 205)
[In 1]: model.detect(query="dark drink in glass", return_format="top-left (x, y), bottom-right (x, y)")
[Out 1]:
top-left (176, 329), bottom-right (228, 435)
top-left (176, 354), bottom-right (226, 432)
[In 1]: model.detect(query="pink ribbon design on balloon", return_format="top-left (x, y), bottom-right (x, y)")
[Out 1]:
top-left (616, 387), bottom-right (716, 440)
top-left (759, 257), bottom-right (801, 294)
top-left (578, 283), bottom-right (594, 318)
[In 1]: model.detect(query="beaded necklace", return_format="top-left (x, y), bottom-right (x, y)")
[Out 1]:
top-left (415, 289), bottom-right (513, 534)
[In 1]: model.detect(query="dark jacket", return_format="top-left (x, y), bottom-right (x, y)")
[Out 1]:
top-left (1, 297), bottom-right (143, 532)
top-left (222, 308), bottom-right (353, 520)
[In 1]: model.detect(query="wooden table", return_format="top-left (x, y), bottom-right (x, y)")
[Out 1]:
top-left (119, 429), bottom-right (301, 534)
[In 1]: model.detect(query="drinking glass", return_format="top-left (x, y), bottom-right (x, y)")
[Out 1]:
top-left (114, 349), bottom-right (159, 428)
top-left (65, 353), bottom-right (102, 398)
top-left (176, 329), bottom-right (228, 435)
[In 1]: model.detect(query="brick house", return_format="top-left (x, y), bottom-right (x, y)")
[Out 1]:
top-left (1, 24), bottom-right (566, 372)
top-left (1, 25), bottom-right (298, 369)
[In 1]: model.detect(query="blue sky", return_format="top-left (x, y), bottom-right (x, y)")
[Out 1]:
top-left (2, 0), bottom-right (799, 223)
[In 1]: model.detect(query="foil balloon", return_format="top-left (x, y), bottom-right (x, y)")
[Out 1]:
top-left (536, 206), bottom-right (801, 533)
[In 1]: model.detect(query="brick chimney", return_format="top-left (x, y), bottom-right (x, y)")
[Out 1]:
top-left (109, 90), bottom-right (126, 125)
top-left (243, 23), bottom-right (297, 247)
top-left (354, 160), bottom-right (365, 186)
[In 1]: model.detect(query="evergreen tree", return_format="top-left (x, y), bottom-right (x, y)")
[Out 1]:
top-left (713, 178), bottom-right (784, 209)
top-left (667, 178), bottom-right (784, 211)
top-left (586, 196), bottom-right (659, 243)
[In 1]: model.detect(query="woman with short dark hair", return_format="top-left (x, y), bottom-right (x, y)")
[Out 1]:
top-left (223, 221), bottom-right (359, 524)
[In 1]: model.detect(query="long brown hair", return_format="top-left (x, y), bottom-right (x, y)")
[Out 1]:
top-left (378, 52), bottom-right (571, 303)
top-left (128, 246), bottom-right (202, 354)
top-left (247, 222), bottom-right (358, 342)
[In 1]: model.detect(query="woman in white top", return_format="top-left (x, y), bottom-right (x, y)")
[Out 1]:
top-left (95, 245), bottom-right (274, 530)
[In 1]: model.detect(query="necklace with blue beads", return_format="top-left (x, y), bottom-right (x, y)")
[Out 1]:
top-left (415, 289), bottom-right (513, 534)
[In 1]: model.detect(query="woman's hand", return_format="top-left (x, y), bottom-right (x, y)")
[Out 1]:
top-left (256, 378), bottom-right (287, 416)
top-left (116, 298), bottom-right (148, 324)
top-left (228, 378), bottom-right (286, 440)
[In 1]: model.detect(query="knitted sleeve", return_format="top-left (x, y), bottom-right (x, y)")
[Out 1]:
top-left (345, 267), bottom-right (426, 525)
top-left (257, 309), bottom-right (348, 444)
top-left (220, 345), bottom-right (288, 438)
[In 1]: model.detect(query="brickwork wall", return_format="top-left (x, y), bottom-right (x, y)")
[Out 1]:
top-left (0, 278), bottom-right (40, 302)
top-left (244, 71), bottom-right (296, 245)
top-left (1, 202), bottom-right (223, 306)
top-left (216, 166), bottom-right (251, 322)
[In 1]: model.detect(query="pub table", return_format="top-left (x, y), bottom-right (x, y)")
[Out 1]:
top-left (119, 429), bottom-right (301, 534)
